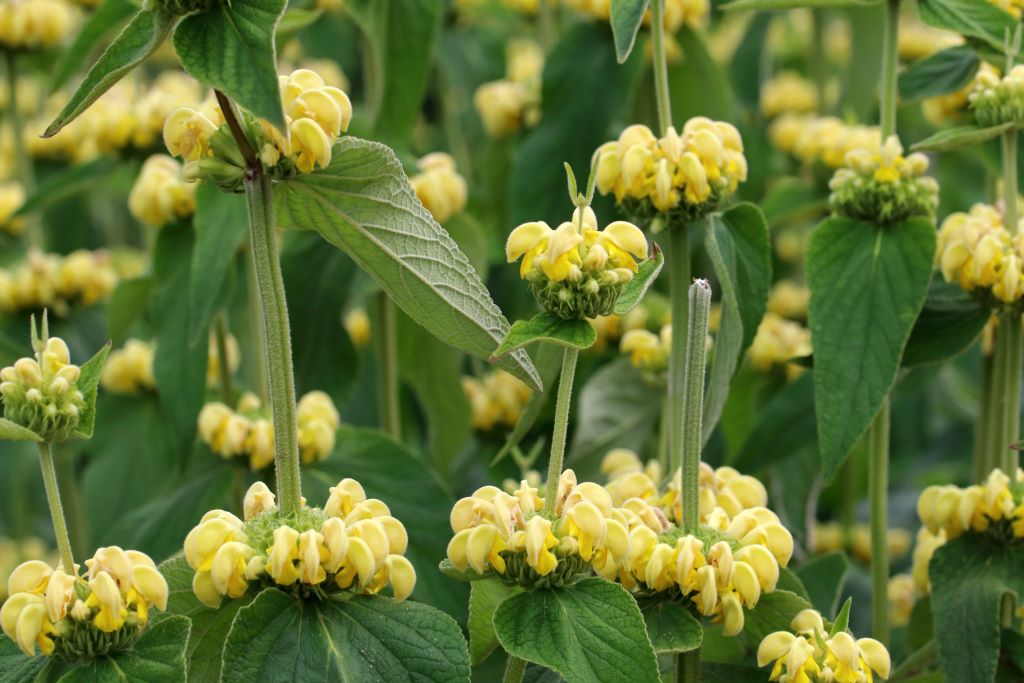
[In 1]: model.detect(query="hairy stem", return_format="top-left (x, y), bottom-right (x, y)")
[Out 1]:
top-left (681, 280), bottom-right (711, 533)
top-left (650, 0), bottom-right (673, 135)
top-left (502, 655), bottom-right (527, 683)
top-left (879, 0), bottom-right (899, 139)
top-left (995, 311), bottom-right (1023, 473)
top-left (677, 650), bottom-right (700, 683)
top-left (973, 349), bottom-right (995, 482)
top-left (56, 445), bottom-right (87, 560)
top-left (543, 347), bottom-right (579, 515)
top-left (668, 227), bottom-right (690, 514)
top-left (37, 442), bottom-right (75, 572)
top-left (245, 244), bottom-right (270, 403)
top-left (374, 293), bottom-right (402, 440)
top-left (868, 397), bottom-right (890, 646)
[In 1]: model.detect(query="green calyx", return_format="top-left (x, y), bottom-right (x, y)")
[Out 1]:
top-left (529, 277), bottom-right (624, 320)
top-left (619, 191), bottom-right (722, 229)
top-left (657, 523), bottom-right (739, 552)
top-left (52, 618), bottom-right (145, 662)
top-left (497, 550), bottom-right (591, 589)
top-left (828, 172), bottom-right (938, 225)
top-left (242, 506), bottom-right (328, 552)
top-left (1, 378), bottom-right (84, 442)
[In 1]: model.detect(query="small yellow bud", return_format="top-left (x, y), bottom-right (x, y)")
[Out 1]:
top-left (243, 482), bottom-right (276, 520)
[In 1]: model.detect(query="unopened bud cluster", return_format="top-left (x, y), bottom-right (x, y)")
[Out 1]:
top-left (1, 338), bottom-right (84, 440)
top-left (185, 480), bottom-right (416, 606)
top-left (748, 313), bottom-right (811, 380)
top-left (198, 391), bottom-right (340, 470)
top-left (760, 71), bottom-right (819, 118)
top-left (0, 0), bottom-right (75, 50)
top-left (970, 63), bottom-right (1024, 128)
top-left (918, 467), bottom-right (1024, 541)
top-left (937, 203), bottom-right (1024, 305)
top-left (0, 182), bottom-right (25, 236)
top-left (474, 39), bottom-right (543, 138)
top-left (128, 155), bottom-right (197, 227)
top-left (409, 153), bottom-right (468, 224)
top-left (506, 206), bottom-right (648, 319)
top-left (1, 547), bottom-right (168, 659)
top-left (164, 69), bottom-right (352, 189)
top-left (828, 136), bottom-right (939, 223)
top-left (461, 369), bottom-right (533, 432)
top-left (593, 118), bottom-right (747, 223)
top-left (0, 249), bottom-right (118, 315)
top-left (757, 608), bottom-right (891, 683)
top-left (770, 114), bottom-right (880, 169)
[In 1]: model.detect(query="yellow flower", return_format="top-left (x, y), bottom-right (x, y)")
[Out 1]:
top-left (474, 80), bottom-right (529, 138)
top-left (101, 339), bottom-right (156, 394)
top-left (288, 117), bottom-right (333, 173)
top-left (163, 108), bottom-right (217, 162)
top-left (760, 71), bottom-right (819, 118)
top-left (266, 525), bottom-right (301, 586)
top-left (410, 152), bottom-right (468, 224)
top-left (524, 516), bottom-right (559, 575)
top-left (344, 308), bottom-right (371, 348)
top-left (243, 481), bottom-right (277, 521)
top-left (0, 182), bottom-right (25, 235)
top-left (128, 155), bottom-right (197, 227)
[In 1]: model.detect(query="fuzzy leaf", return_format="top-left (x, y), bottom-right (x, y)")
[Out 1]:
top-left (795, 551), bottom-right (849, 617)
top-left (903, 279), bottom-right (991, 367)
top-left (640, 601), bottom-right (703, 655)
top-left (72, 341), bottom-right (111, 439)
top-left (57, 616), bottom-right (190, 682)
top-left (492, 313), bottom-right (597, 360)
top-left (912, 123), bottom-right (1015, 153)
top-left (0, 418), bottom-right (43, 442)
top-left (898, 45), bottom-right (980, 103)
top-left (51, 0), bottom-right (138, 91)
top-left (610, 0), bottom-right (650, 63)
top-left (613, 244), bottom-right (664, 315)
top-left (918, 0), bottom-right (1019, 53)
top-left (469, 579), bottom-right (522, 665)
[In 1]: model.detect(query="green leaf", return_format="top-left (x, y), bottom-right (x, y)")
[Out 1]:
top-left (829, 597), bottom-right (853, 637)
top-left (918, 0), bottom-right (1020, 53)
top-left (157, 555), bottom-right (255, 683)
top-left (14, 158), bottom-right (118, 219)
top-left (492, 313), bottom-right (597, 360)
top-left (44, 9), bottom-right (178, 137)
top-left (903, 280), bottom-right (991, 367)
top-left (795, 551), bottom-right (849, 617)
top-left (732, 372), bottom-right (815, 472)
top-left (807, 217), bottom-right (935, 480)
top-left (437, 559), bottom-right (490, 583)
top-left (613, 244), bottom-right (664, 315)
top-left (776, 567), bottom-right (812, 604)
top-left (740, 590), bottom-right (813, 646)
top-left (899, 45), bottom-right (980, 103)
top-left (71, 341), bottom-right (110, 440)
top-left (274, 136), bottom-right (540, 390)
top-left (0, 418), bottom-right (42, 442)
top-left (107, 276), bottom-right (154, 345)
top-left (702, 203), bottom-right (772, 445)
top-left (188, 184), bottom-right (248, 345)
top-left (609, 0), bottom-right (650, 63)
top-left (51, 0), bottom-right (138, 91)
top-left (907, 596), bottom-right (934, 653)
top-left (469, 579), bottom-right (522, 665)
top-left (57, 615), bottom-right (190, 682)
top-left (760, 178), bottom-right (828, 229)
top-left (346, 0), bottom-right (443, 146)
top-left (722, 0), bottom-right (878, 8)
top-left (700, 663), bottom-right (767, 683)
top-left (221, 588), bottom-right (470, 682)
top-left (493, 578), bottom-right (661, 683)
top-left (640, 600), bottom-right (703, 655)
top-left (492, 343), bottom-right (565, 466)
top-left (912, 123), bottom-right (1015, 153)
top-left (0, 635), bottom-right (50, 681)
top-left (930, 533), bottom-right (1024, 683)
top-left (173, 0), bottom-right (287, 131)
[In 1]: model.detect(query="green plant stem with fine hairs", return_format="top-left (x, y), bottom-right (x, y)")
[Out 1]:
top-left (542, 347), bottom-right (579, 515)
top-left (879, 0), bottom-right (899, 139)
top-left (502, 655), bottom-right (527, 683)
top-left (375, 293), bottom-right (401, 441)
top-left (38, 441), bottom-right (75, 572)
top-left (650, 0), bottom-right (673, 135)
top-left (868, 398), bottom-right (890, 646)
top-left (997, 131), bottom-right (1022, 477)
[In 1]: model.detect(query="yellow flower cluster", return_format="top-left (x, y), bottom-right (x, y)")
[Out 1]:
top-left (0, 537), bottom-right (54, 601)
top-left (101, 339), bottom-right (156, 394)
top-left (462, 369), bottom-right (533, 431)
top-left (1, 547), bottom-right (168, 658)
top-left (757, 609), bottom-right (891, 683)
top-left (767, 279), bottom-right (809, 320)
top-left (198, 391), bottom-right (340, 469)
top-left (770, 114), bottom-right (880, 169)
top-left (0, 181), bottom-right (25, 235)
top-left (760, 71), bottom-right (819, 118)
top-left (1, 337), bottom-right (84, 441)
top-left (897, 19), bottom-right (962, 62)
top-left (409, 153), bottom-right (468, 224)
top-left (936, 203), bottom-right (1024, 304)
top-left (594, 119), bottom-right (747, 220)
top-left (128, 155), bottom-right (197, 227)
top-left (0, 249), bottom-right (117, 315)
top-left (0, 0), bottom-right (76, 50)
top-left (918, 467), bottom-right (1024, 540)
top-left (185, 480), bottom-right (415, 607)
top-left (747, 313), bottom-right (812, 379)
top-left (474, 39), bottom-right (543, 138)
top-left (620, 324), bottom-right (671, 376)
top-left (969, 63), bottom-right (1024, 128)
top-left (506, 206), bottom-right (648, 318)
top-left (810, 522), bottom-right (911, 565)
top-left (343, 308), bottom-right (371, 348)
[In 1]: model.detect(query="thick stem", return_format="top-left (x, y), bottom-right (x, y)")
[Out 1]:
top-left (542, 347), bottom-right (579, 515)
top-left (868, 397), bottom-right (891, 647)
top-left (245, 244), bottom-right (270, 403)
top-left (1004, 131), bottom-right (1019, 236)
top-left (37, 442), bottom-right (75, 572)
top-left (879, 0), bottom-right (900, 139)
top-left (677, 650), bottom-right (700, 683)
top-left (681, 280), bottom-right (711, 533)
top-left (650, 0), bottom-right (673, 135)
top-left (668, 227), bottom-right (690, 518)
top-left (214, 313), bottom-right (235, 405)
top-left (997, 311), bottom-right (1023, 473)
top-left (374, 293), bottom-right (401, 440)
top-left (5, 50), bottom-right (41, 249)
top-left (973, 349), bottom-right (995, 482)
top-left (502, 655), bottom-right (527, 683)
top-left (244, 171), bottom-right (302, 515)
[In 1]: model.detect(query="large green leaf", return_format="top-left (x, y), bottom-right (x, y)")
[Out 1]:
top-left (760, 177), bottom-right (828, 229)
top-left (173, 0), bottom-right (287, 130)
top-left (918, 0), bottom-right (1019, 53)
top-left (806, 217), bottom-right (935, 480)
top-left (912, 123), bottom-right (1015, 153)
top-left (493, 578), bottom-right (660, 683)
top-left (903, 280), bottom-right (991, 367)
top-left (898, 45), bottom-right (980, 103)
top-left (189, 184), bottom-right (249, 345)
top-left (609, 0), bottom-right (649, 63)
top-left (732, 372), bottom-right (815, 472)
top-left (220, 588), bottom-right (470, 682)
top-left (57, 615), bottom-right (190, 682)
top-left (702, 203), bottom-right (772, 445)
top-left (0, 635), bottom-right (50, 681)
top-left (51, 0), bottom-right (138, 91)
top-left (640, 600), bottom-right (703, 655)
top-left (71, 342), bottom-right (111, 440)
top-left (794, 551), bottom-right (849, 616)
top-left (613, 244), bottom-right (664, 315)
top-left (44, 9), bottom-right (178, 137)
top-left (493, 313), bottom-right (597, 359)
top-left (468, 578), bottom-right (522, 665)
top-left (274, 137), bottom-right (540, 390)
top-left (930, 533), bottom-right (1024, 683)
top-left (740, 589), bottom-right (813, 646)
top-left (346, 0), bottom-right (443, 146)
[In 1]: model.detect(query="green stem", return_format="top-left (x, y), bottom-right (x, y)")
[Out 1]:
top-left (244, 170), bottom-right (302, 516)
top-left (245, 244), bottom-right (270, 404)
top-left (889, 640), bottom-right (936, 682)
top-left (868, 397), bottom-right (890, 647)
top-left (1004, 130), bottom-right (1019, 235)
top-left (879, 0), bottom-right (900, 139)
top-left (657, 395), bottom-right (670, 475)
top-left (543, 347), bottom-right (579, 515)
top-left (681, 280), bottom-right (711, 533)
top-left (996, 311), bottom-right (1023, 473)
top-left (677, 650), bottom-right (700, 683)
top-left (214, 313), bottom-right (235, 405)
top-left (840, 452), bottom-right (857, 549)
top-left (650, 0), bottom-right (673, 134)
top-left (502, 655), bottom-right (527, 683)
top-left (973, 348), bottom-right (995, 482)
top-left (374, 293), bottom-right (401, 441)
top-left (37, 442), bottom-right (75, 572)
top-left (5, 50), bottom-right (41, 249)
top-left (668, 227), bottom-right (690, 518)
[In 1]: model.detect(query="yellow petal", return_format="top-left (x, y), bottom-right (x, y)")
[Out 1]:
top-left (506, 221), bottom-right (552, 262)
top-left (384, 555), bottom-right (416, 602)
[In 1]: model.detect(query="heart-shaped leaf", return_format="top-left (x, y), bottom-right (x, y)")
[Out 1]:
top-left (57, 615), bottom-right (191, 682)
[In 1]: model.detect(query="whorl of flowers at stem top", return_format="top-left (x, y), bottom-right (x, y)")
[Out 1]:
top-left (128, 155), bottom-right (197, 228)
top-left (0, 0), bottom-right (76, 50)
top-left (936, 203), bottom-right (1024, 306)
top-left (474, 39), bottom-right (543, 139)
top-left (917, 467), bottom-right (1024, 541)
top-left (1, 547), bottom-right (168, 659)
top-left (0, 337), bottom-right (84, 441)
top-left (970, 62), bottom-right (1024, 128)
top-left (184, 481), bottom-right (415, 607)
top-left (760, 71), bottom-right (819, 119)
top-left (409, 153), bottom-right (468, 224)
top-left (747, 313), bottom-right (811, 381)
top-left (593, 118), bottom-right (747, 224)
top-left (0, 250), bottom-right (118, 316)
top-left (770, 114), bottom-right (880, 170)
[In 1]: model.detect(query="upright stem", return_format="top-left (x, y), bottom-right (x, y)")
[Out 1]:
top-left (5, 50), bottom-right (41, 249)
top-left (868, 397), bottom-right (890, 647)
top-left (996, 311), bottom-right (1023, 474)
top-left (973, 348), bottom-right (995, 482)
top-left (374, 293), bottom-right (401, 441)
top-left (503, 655), bottom-right (527, 683)
top-left (677, 650), bottom-right (700, 683)
top-left (245, 244), bottom-right (270, 403)
top-left (681, 280), bottom-right (711, 533)
top-left (214, 313), bottom-right (235, 405)
top-left (542, 347), bottom-right (579, 515)
top-left (37, 442), bottom-right (75, 572)
top-left (244, 171), bottom-right (302, 516)
top-left (879, 0), bottom-right (900, 140)
top-left (1005, 130), bottom-right (1019, 235)
top-left (650, 0), bottom-right (673, 135)
top-left (668, 227), bottom-right (690, 512)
